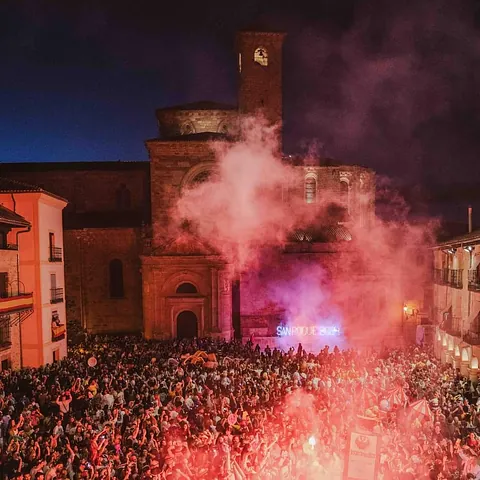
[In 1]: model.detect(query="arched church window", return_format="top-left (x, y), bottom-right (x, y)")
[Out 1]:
top-left (176, 282), bottom-right (198, 294)
top-left (254, 47), bottom-right (268, 66)
top-left (339, 180), bottom-right (349, 206)
top-left (109, 259), bottom-right (124, 298)
top-left (115, 184), bottom-right (131, 210)
top-left (191, 170), bottom-right (211, 185)
top-left (305, 176), bottom-right (317, 204)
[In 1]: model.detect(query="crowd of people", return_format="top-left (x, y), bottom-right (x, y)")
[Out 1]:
top-left (0, 334), bottom-right (479, 480)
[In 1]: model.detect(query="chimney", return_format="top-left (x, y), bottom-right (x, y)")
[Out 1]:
top-left (468, 206), bottom-right (472, 233)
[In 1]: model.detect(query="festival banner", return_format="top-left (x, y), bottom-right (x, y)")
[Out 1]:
top-left (343, 431), bottom-right (381, 480)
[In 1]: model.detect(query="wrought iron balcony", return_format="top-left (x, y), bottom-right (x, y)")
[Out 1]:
top-left (450, 269), bottom-right (463, 289)
top-left (433, 269), bottom-right (463, 289)
top-left (49, 246), bottom-right (62, 262)
top-left (468, 270), bottom-right (480, 292)
top-left (434, 268), bottom-right (450, 285)
top-left (0, 243), bottom-right (18, 251)
top-left (50, 288), bottom-right (64, 304)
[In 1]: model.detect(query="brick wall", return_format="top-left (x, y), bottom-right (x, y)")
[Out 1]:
top-left (147, 140), bottom-right (219, 247)
top-left (0, 249), bottom-right (18, 289)
top-left (288, 165), bottom-right (376, 227)
top-left (1, 164), bottom-right (150, 215)
top-left (64, 228), bottom-right (143, 333)
top-left (237, 32), bottom-right (285, 131)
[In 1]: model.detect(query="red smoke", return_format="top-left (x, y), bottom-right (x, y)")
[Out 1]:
top-left (175, 116), bottom-right (436, 348)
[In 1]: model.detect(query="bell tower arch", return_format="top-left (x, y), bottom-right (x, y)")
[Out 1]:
top-left (236, 30), bottom-right (286, 145)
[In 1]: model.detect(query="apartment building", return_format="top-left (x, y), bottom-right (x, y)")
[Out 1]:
top-left (0, 178), bottom-right (68, 367)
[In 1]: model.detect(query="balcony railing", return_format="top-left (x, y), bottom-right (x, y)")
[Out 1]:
top-left (434, 269), bottom-right (448, 284)
top-left (450, 269), bottom-right (463, 289)
top-left (468, 270), bottom-right (480, 292)
top-left (49, 246), bottom-right (63, 262)
top-left (50, 288), bottom-right (64, 304)
top-left (0, 243), bottom-right (18, 251)
top-left (433, 268), bottom-right (463, 289)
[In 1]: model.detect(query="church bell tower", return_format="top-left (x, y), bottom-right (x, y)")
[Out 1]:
top-left (236, 30), bottom-right (286, 149)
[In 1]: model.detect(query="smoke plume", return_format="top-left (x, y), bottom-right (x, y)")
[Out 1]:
top-left (175, 116), bottom-right (435, 348)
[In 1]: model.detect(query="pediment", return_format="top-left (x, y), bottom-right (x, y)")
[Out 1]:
top-left (157, 233), bottom-right (217, 256)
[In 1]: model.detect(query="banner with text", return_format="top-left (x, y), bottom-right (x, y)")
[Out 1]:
top-left (343, 431), bottom-right (381, 480)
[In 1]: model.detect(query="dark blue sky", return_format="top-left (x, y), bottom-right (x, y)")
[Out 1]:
top-left (1, 0), bottom-right (480, 222)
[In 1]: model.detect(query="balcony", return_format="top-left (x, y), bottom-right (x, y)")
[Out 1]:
top-left (433, 268), bottom-right (463, 289)
top-left (50, 288), bottom-right (64, 304)
top-left (0, 292), bottom-right (34, 315)
top-left (450, 269), bottom-right (463, 289)
top-left (49, 246), bottom-right (63, 262)
top-left (434, 269), bottom-right (448, 284)
top-left (0, 243), bottom-right (18, 251)
top-left (468, 270), bottom-right (480, 292)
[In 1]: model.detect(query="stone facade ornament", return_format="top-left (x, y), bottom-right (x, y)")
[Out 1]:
top-left (221, 273), bottom-right (231, 293)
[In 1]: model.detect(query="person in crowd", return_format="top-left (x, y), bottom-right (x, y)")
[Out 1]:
top-left (0, 333), bottom-right (477, 479)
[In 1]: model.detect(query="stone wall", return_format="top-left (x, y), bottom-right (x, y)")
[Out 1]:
top-left (146, 140), bottom-right (219, 248)
top-left (141, 255), bottom-right (232, 340)
top-left (287, 165), bottom-right (376, 228)
top-left (64, 228), bottom-right (143, 333)
top-left (0, 162), bottom-right (150, 216)
top-left (156, 109), bottom-right (238, 137)
top-left (237, 32), bottom-right (285, 131)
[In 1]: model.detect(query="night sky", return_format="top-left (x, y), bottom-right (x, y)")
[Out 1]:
top-left (1, 0), bottom-right (480, 224)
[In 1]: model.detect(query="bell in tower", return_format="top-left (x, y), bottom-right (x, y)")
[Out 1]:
top-left (236, 30), bottom-right (286, 150)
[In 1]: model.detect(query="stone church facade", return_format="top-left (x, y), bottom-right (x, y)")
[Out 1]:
top-left (1, 30), bottom-right (380, 342)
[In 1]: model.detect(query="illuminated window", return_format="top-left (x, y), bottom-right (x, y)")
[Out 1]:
top-left (109, 259), bottom-right (124, 298)
top-left (238, 53), bottom-right (242, 72)
top-left (305, 176), bottom-right (317, 204)
top-left (191, 170), bottom-right (211, 185)
top-left (254, 47), bottom-right (268, 66)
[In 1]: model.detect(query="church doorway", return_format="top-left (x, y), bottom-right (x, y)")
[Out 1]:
top-left (177, 310), bottom-right (198, 339)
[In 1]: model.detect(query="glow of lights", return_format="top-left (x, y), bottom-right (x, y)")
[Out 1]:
top-left (403, 305), bottom-right (408, 313)
top-left (464, 246), bottom-right (474, 252)
top-left (471, 357), bottom-right (479, 370)
top-left (308, 436), bottom-right (316, 449)
top-left (276, 325), bottom-right (341, 337)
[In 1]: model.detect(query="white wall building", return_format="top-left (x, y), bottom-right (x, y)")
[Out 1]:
top-left (0, 178), bottom-right (68, 367)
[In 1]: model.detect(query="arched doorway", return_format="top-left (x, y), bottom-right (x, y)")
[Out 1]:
top-left (177, 311), bottom-right (198, 339)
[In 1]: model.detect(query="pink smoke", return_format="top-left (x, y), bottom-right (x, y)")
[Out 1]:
top-left (175, 116), bottom-right (436, 348)
top-left (175, 117), bottom-right (318, 271)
